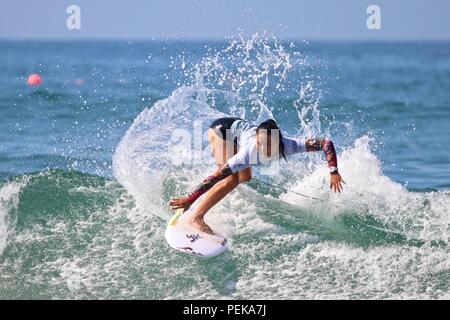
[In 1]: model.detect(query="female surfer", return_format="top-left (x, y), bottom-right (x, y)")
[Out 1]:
top-left (169, 117), bottom-right (345, 234)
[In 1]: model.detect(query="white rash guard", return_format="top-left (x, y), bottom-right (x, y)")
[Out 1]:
top-left (227, 119), bottom-right (306, 173)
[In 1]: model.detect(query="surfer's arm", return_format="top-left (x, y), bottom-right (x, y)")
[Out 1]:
top-left (186, 164), bottom-right (233, 203)
top-left (305, 138), bottom-right (338, 172)
top-left (305, 138), bottom-right (345, 193)
top-left (169, 164), bottom-right (233, 210)
top-left (284, 136), bottom-right (339, 172)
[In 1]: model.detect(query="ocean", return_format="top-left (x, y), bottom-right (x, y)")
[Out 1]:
top-left (0, 36), bottom-right (449, 299)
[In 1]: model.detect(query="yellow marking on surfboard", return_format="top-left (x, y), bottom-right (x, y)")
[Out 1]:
top-left (169, 208), bottom-right (184, 226)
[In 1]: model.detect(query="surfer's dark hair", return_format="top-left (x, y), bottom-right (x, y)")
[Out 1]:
top-left (209, 117), bottom-right (241, 143)
top-left (256, 119), bottom-right (287, 161)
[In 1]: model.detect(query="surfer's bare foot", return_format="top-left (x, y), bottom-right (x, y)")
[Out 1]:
top-left (188, 217), bottom-right (214, 235)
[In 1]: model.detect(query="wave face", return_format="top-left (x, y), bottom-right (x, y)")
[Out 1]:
top-left (0, 37), bottom-right (449, 299)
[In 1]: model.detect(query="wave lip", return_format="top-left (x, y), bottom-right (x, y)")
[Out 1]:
top-left (112, 85), bottom-right (225, 216)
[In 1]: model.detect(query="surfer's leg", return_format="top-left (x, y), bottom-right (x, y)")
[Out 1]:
top-left (190, 129), bottom-right (240, 233)
top-left (190, 163), bottom-right (248, 227)
top-left (208, 128), bottom-right (235, 167)
top-left (188, 172), bottom-right (239, 234)
top-left (238, 167), bottom-right (252, 183)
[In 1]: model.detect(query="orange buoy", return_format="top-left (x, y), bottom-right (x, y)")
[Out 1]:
top-left (27, 73), bottom-right (42, 86)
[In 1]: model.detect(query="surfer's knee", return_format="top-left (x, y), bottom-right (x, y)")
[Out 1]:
top-left (238, 168), bottom-right (252, 184)
top-left (224, 173), bottom-right (239, 189)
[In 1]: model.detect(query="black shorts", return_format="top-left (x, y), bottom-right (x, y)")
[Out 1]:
top-left (209, 117), bottom-right (242, 143)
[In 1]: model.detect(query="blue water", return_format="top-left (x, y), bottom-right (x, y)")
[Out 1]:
top-left (0, 38), bottom-right (449, 299)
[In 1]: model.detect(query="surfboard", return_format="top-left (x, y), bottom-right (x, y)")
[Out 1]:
top-left (165, 208), bottom-right (228, 258)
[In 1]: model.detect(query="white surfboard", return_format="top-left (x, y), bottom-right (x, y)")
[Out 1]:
top-left (165, 208), bottom-right (228, 258)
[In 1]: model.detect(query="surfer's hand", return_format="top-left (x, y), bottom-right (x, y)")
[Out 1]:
top-left (169, 197), bottom-right (191, 211)
top-left (330, 173), bottom-right (345, 193)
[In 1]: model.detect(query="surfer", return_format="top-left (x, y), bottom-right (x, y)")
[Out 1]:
top-left (169, 117), bottom-right (345, 234)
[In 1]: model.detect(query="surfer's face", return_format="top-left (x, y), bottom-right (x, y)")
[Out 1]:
top-left (256, 132), bottom-right (279, 158)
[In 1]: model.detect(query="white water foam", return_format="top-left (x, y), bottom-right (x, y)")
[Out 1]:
top-left (0, 177), bottom-right (28, 256)
top-left (233, 241), bottom-right (450, 299)
top-left (281, 135), bottom-right (450, 244)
